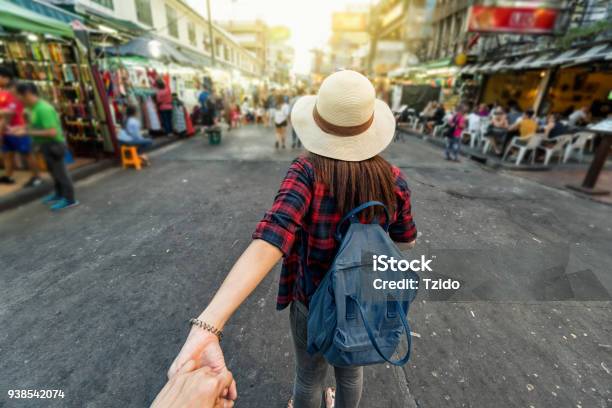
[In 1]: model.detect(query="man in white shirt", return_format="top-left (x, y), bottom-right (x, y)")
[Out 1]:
top-left (568, 106), bottom-right (589, 127)
top-left (273, 96), bottom-right (290, 149)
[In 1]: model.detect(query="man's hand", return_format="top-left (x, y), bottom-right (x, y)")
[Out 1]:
top-left (151, 360), bottom-right (235, 408)
top-left (168, 328), bottom-right (237, 401)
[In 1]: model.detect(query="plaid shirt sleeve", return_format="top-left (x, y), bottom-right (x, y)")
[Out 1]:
top-left (252, 158), bottom-right (313, 256)
top-left (389, 167), bottom-right (418, 243)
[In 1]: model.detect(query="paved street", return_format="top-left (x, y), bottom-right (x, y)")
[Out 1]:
top-left (1, 125), bottom-right (611, 408)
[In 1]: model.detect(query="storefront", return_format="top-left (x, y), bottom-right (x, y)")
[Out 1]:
top-left (461, 42), bottom-right (612, 116)
top-left (480, 70), bottom-right (543, 111)
top-left (0, 0), bottom-right (114, 159)
top-left (389, 59), bottom-right (458, 112)
top-left (545, 63), bottom-right (612, 118)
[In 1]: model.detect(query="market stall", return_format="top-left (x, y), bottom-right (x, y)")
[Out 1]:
top-left (0, 1), bottom-right (114, 159)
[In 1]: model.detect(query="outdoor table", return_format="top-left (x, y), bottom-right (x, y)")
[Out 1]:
top-left (567, 119), bottom-right (612, 195)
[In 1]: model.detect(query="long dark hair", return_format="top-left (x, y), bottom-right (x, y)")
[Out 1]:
top-left (308, 152), bottom-right (396, 221)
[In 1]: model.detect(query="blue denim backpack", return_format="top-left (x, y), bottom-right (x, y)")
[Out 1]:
top-left (306, 201), bottom-right (419, 367)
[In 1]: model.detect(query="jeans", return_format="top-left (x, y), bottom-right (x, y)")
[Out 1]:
top-left (40, 142), bottom-right (75, 201)
top-left (159, 109), bottom-right (173, 134)
top-left (290, 301), bottom-right (363, 408)
top-left (445, 137), bottom-right (460, 160)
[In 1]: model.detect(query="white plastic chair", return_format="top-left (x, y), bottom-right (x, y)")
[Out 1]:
top-left (537, 134), bottom-right (573, 165)
top-left (432, 124), bottom-right (445, 138)
top-left (563, 132), bottom-right (594, 163)
top-left (462, 131), bottom-right (480, 149)
top-left (503, 134), bottom-right (544, 165)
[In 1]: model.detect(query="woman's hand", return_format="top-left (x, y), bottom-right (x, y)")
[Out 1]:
top-left (168, 328), bottom-right (237, 400)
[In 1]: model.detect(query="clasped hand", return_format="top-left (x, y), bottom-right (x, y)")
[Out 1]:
top-left (153, 327), bottom-right (237, 407)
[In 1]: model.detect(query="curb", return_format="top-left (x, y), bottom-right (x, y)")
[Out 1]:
top-left (0, 135), bottom-right (180, 213)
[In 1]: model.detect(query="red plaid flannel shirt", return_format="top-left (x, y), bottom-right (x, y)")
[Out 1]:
top-left (252, 156), bottom-right (417, 310)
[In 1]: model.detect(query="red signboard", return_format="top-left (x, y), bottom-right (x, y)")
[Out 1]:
top-left (467, 6), bottom-right (559, 34)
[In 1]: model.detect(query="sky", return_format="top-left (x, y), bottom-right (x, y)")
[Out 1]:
top-left (185, 0), bottom-right (372, 74)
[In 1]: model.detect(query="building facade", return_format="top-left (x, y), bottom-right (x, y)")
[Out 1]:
top-left (329, 6), bottom-right (371, 72)
top-left (49, 0), bottom-right (263, 77)
top-left (368, 0), bottom-right (433, 75)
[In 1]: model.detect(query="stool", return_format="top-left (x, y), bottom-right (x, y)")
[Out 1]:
top-left (120, 145), bottom-right (142, 170)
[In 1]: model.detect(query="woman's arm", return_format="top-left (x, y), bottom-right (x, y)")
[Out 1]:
top-left (198, 239), bottom-right (282, 330)
top-left (167, 239), bottom-right (282, 392)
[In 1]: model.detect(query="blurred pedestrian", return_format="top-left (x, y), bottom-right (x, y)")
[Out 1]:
top-left (0, 67), bottom-right (41, 187)
top-left (13, 83), bottom-right (77, 211)
top-left (230, 104), bottom-right (241, 129)
top-left (155, 79), bottom-right (173, 135)
top-left (485, 107), bottom-right (509, 155)
top-left (273, 95), bottom-right (289, 149)
top-left (241, 97), bottom-right (252, 124)
top-left (167, 70), bottom-right (417, 408)
top-left (445, 104), bottom-right (466, 161)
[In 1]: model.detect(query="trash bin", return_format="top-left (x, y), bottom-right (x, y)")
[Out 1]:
top-left (205, 127), bottom-right (222, 145)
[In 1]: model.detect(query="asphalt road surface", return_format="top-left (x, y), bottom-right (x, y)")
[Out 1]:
top-left (1, 125), bottom-right (611, 408)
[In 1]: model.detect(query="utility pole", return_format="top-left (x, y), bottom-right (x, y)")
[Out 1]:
top-left (367, 3), bottom-right (380, 75)
top-left (206, 0), bottom-right (216, 67)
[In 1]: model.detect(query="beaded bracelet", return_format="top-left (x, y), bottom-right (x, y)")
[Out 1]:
top-left (189, 318), bottom-right (223, 341)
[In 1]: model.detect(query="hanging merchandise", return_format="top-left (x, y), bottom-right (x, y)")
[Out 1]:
top-left (0, 36), bottom-right (107, 157)
top-left (184, 106), bottom-right (195, 136)
top-left (172, 98), bottom-right (187, 134)
top-left (145, 96), bottom-right (161, 131)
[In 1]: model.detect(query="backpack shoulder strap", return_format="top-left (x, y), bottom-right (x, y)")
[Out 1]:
top-left (351, 295), bottom-right (413, 366)
top-left (335, 201), bottom-right (390, 241)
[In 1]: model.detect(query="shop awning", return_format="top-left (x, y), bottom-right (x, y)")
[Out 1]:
top-left (547, 48), bottom-right (582, 66)
top-left (488, 59), bottom-right (510, 73)
top-left (9, 0), bottom-right (83, 24)
top-left (180, 48), bottom-right (212, 68)
top-left (0, 0), bottom-right (74, 37)
top-left (475, 61), bottom-right (495, 73)
top-left (572, 43), bottom-right (612, 64)
top-left (508, 55), bottom-right (537, 70)
top-left (467, 63), bottom-right (482, 74)
top-left (106, 35), bottom-right (203, 68)
top-left (526, 52), bottom-right (556, 69)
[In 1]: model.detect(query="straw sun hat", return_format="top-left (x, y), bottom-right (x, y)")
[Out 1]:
top-left (291, 70), bottom-right (395, 161)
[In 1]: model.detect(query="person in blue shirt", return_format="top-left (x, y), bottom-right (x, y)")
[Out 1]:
top-left (118, 105), bottom-right (153, 166)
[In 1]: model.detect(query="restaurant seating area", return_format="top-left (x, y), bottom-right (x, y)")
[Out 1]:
top-left (397, 114), bottom-right (599, 169)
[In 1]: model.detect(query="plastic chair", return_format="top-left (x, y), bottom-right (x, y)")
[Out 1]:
top-left (502, 134), bottom-right (544, 165)
top-left (462, 131), bottom-right (480, 149)
top-left (563, 132), bottom-right (594, 163)
top-left (120, 145), bottom-right (142, 170)
top-left (432, 124), bottom-right (446, 138)
top-left (537, 134), bottom-right (573, 165)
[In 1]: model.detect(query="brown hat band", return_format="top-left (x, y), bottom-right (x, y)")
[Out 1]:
top-left (313, 105), bottom-right (374, 137)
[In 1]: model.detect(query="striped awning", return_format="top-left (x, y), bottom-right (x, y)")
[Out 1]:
top-left (488, 59), bottom-right (510, 72)
top-left (476, 61), bottom-right (495, 73)
top-left (526, 52), bottom-right (556, 69)
top-left (572, 44), bottom-right (612, 64)
top-left (508, 55), bottom-right (537, 70)
top-left (547, 49), bottom-right (582, 66)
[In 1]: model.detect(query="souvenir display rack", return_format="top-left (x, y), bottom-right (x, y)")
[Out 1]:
top-left (0, 35), bottom-right (105, 157)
